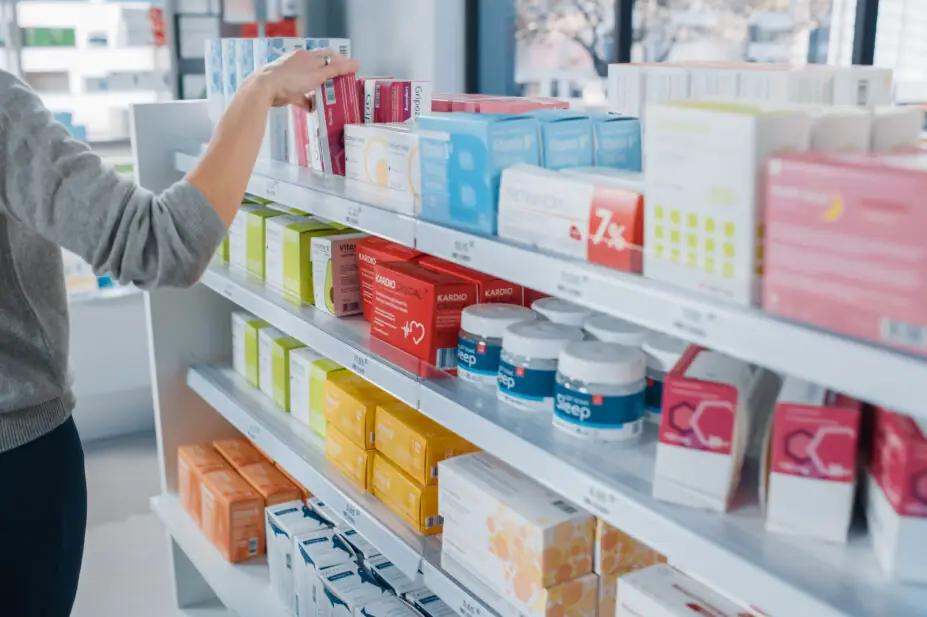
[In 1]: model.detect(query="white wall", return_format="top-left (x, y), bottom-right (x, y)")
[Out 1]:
top-left (344, 0), bottom-right (465, 93)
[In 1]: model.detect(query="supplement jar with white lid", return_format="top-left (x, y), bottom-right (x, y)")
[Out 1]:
top-left (553, 341), bottom-right (646, 441)
top-left (642, 332), bottom-right (689, 423)
top-left (458, 304), bottom-right (538, 387)
top-left (497, 321), bottom-right (584, 412)
top-left (531, 297), bottom-right (594, 327)
top-left (584, 314), bottom-right (650, 347)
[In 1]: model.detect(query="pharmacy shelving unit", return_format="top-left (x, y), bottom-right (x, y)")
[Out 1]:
top-left (135, 101), bottom-right (927, 617)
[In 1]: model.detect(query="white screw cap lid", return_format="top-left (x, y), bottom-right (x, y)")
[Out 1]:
top-left (532, 297), bottom-right (594, 327)
top-left (584, 314), bottom-right (650, 347)
top-left (461, 304), bottom-right (538, 339)
top-left (558, 341), bottom-right (647, 385)
top-left (502, 321), bottom-right (585, 360)
top-left (642, 332), bottom-right (689, 371)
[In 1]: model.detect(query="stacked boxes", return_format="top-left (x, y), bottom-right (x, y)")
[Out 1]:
top-left (312, 233), bottom-right (369, 317)
top-left (355, 237), bottom-right (422, 321)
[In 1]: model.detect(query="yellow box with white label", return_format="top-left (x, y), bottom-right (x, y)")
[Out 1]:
top-left (325, 426), bottom-right (371, 489)
top-left (644, 100), bottom-right (810, 306)
top-left (370, 453), bottom-right (441, 535)
top-left (375, 401), bottom-right (477, 486)
top-left (324, 373), bottom-right (395, 450)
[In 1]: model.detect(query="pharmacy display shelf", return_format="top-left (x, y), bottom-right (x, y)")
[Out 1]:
top-left (151, 493), bottom-right (288, 617)
top-left (175, 151), bottom-right (417, 247)
top-left (20, 46), bottom-right (166, 74)
top-left (418, 378), bottom-right (927, 617)
top-left (201, 264), bottom-right (421, 407)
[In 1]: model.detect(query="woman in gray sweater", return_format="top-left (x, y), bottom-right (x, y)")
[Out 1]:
top-left (0, 49), bottom-right (358, 615)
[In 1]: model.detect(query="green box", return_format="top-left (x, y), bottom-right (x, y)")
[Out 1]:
top-left (309, 359), bottom-right (346, 437)
top-left (271, 337), bottom-right (306, 411)
top-left (243, 319), bottom-right (271, 388)
top-left (23, 27), bottom-right (76, 47)
top-left (216, 236), bottom-right (229, 261)
top-left (282, 221), bottom-right (343, 304)
top-left (246, 209), bottom-right (287, 279)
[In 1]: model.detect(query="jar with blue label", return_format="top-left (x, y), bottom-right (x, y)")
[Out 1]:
top-left (531, 297), bottom-right (594, 328)
top-left (553, 341), bottom-right (646, 441)
top-left (458, 304), bottom-right (538, 387)
top-left (497, 321), bottom-right (584, 412)
top-left (641, 333), bottom-right (688, 423)
top-left (583, 314), bottom-right (650, 347)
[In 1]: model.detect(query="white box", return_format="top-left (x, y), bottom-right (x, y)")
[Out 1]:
top-left (231, 310), bottom-right (258, 379)
top-left (617, 565), bottom-right (748, 617)
top-left (229, 204), bottom-right (262, 273)
top-left (293, 528), bottom-right (358, 617)
top-left (316, 562), bottom-right (392, 617)
top-left (365, 555), bottom-right (428, 596)
top-left (738, 67), bottom-right (831, 104)
top-left (311, 233), bottom-right (367, 317)
top-left (204, 39), bottom-right (224, 126)
top-left (289, 347), bottom-right (325, 426)
top-left (871, 106), bottom-right (925, 152)
top-left (438, 452), bottom-right (595, 616)
top-left (807, 105), bottom-right (871, 152)
top-left (687, 67), bottom-right (739, 99)
top-left (264, 214), bottom-right (311, 291)
top-left (653, 348), bottom-right (781, 512)
top-left (405, 590), bottom-right (457, 617)
top-left (266, 501), bottom-right (333, 613)
top-left (761, 377), bottom-right (861, 543)
top-left (345, 124), bottom-right (392, 187)
top-left (386, 126), bottom-right (420, 213)
top-left (336, 528), bottom-right (381, 561)
top-left (643, 101), bottom-right (810, 306)
top-left (221, 38), bottom-right (239, 110)
top-left (258, 327), bottom-right (285, 398)
top-left (831, 66), bottom-right (893, 106)
top-left (644, 66), bottom-right (690, 111)
top-left (607, 64), bottom-right (644, 118)
top-left (359, 596), bottom-right (421, 617)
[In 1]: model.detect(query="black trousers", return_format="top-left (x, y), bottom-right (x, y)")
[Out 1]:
top-left (0, 417), bottom-right (87, 617)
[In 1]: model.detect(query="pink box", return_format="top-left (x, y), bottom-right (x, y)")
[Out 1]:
top-left (762, 377), bottom-right (861, 543)
top-left (375, 80), bottom-right (433, 123)
top-left (315, 73), bottom-right (362, 176)
top-left (764, 152), bottom-right (927, 358)
top-left (290, 106), bottom-right (311, 168)
top-left (653, 346), bottom-right (780, 512)
top-left (866, 407), bottom-right (927, 581)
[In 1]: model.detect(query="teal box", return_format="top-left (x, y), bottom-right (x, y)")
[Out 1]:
top-left (589, 114), bottom-right (642, 172)
top-left (526, 110), bottom-right (594, 170)
top-left (417, 113), bottom-right (540, 236)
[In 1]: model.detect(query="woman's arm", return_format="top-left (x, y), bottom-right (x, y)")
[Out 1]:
top-left (0, 50), bottom-right (358, 288)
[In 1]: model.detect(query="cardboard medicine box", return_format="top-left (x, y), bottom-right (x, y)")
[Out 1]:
top-left (355, 237), bottom-right (422, 321)
top-left (369, 453), bottom-right (442, 535)
top-left (312, 233), bottom-right (368, 317)
top-left (177, 444), bottom-right (229, 527)
top-left (199, 468), bottom-right (265, 562)
top-left (315, 73), bottom-right (362, 176)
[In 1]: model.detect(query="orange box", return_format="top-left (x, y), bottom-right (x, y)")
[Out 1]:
top-left (594, 520), bottom-right (665, 576)
top-left (199, 468), bottom-right (265, 562)
top-left (250, 439), bottom-right (273, 463)
top-left (275, 463), bottom-right (312, 501)
top-left (178, 444), bottom-right (230, 527)
top-left (371, 261), bottom-right (477, 372)
top-left (237, 461), bottom-right (302, 507)
top-left (417, 256), bottom-right (523, 305)
top-left (213, 438), bottom-right (265, 470)
top-left (355, 236), bottom-right (422, 321)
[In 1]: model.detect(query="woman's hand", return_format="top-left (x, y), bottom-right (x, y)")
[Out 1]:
top-left (250, 49), bottom-right (360, 109)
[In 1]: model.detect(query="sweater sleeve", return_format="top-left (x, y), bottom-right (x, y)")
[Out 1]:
top-left (0, 73), bottom-right (227, 289)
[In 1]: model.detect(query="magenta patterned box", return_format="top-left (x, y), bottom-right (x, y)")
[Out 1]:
top-left (314, 73), bottom-right (362, 176)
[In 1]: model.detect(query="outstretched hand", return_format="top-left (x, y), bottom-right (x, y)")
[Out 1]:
top-left (251, 49), bottom-right (360, 109)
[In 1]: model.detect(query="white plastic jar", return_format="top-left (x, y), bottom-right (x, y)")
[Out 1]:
top-left (583, 314), bottom-right (650, 347)
top-left (457, 304), bottom-right (538, 387)
top-left (553, 341), bottom-right (646, 441)
top-left (497, 321), bottom-right (584, 412)
top-left (641, 332), bottom-right (689, 423)
top-left (531, 298), bottom-right (594, 328)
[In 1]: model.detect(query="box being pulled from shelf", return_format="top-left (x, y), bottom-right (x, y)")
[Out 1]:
top-left (616, 564), bottom-right (749, 617)
top-left (265, 500), bottom-right (334, 612)
top-left (761, 377), bottom-right (862, 544)
top-left (314, 73), bottom-right (362, 176)
top-left (653, 347), bottom-right (781, 512)
top-left (293, 527), bottom-right (358, 617)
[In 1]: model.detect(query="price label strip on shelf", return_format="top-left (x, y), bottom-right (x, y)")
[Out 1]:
top-left (671, 306), bottom-right (718, 342)
top-left (342, 501), bottom-right (361, 527)
top-left (345, 203), bottom-right (363, 229)
top-left (581, 481), bottom-right (620, 520)
top-left (555, 270), bottom-right (589, 302)
top-left (450, 239), bottom-right (476, 266)
top-left (351, 353), bottom-right (368, 377)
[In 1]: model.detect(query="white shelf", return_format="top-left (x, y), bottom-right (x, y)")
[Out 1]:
top-left (202, 265), bottom-right (422, 407)
top-left (186, 364), bottom-right (501, 617)
top-left (151, 493), bottom-right (288, 617)
top-left (21, 46), bottom-right (165, 74)
top-left (175, 152), bottom-right (418, 247)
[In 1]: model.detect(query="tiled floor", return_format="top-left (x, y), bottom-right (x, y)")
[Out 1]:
top-left (73, 431), bottom-right (224, 617)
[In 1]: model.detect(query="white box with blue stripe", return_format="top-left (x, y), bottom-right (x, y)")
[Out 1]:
top-left (293, 528), bottom-right (357, 617)
top-left (266, 501), bottom-right (333, 613)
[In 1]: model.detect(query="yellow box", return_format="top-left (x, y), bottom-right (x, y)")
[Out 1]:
top-left (325, 426), bottom-right (370, 489)
top-left (369, 453), bottom-right (441, 535)
top-left (594, 519), bottom-right (665, 576)
top-left (323, 373), bottom-right (395, 450)
top-left (375, 401), bottom-right (477, 486)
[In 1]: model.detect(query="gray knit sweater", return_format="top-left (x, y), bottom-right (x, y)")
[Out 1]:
top-left (0, 70), bottom-right (227, 452)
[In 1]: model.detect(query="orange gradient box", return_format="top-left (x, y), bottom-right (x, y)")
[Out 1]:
top-left (178, 444), bottom-right (230, 527)
top-left (275, 463), bottom-right (312, 501)
top-left (238, 461), bottom-right (301, 507)
top-left (200, 468), bottom-right (265, 562)
top-left (214, 437), bottom-right (265, 470)
top-left (594, 520), bottom-right (665, 576)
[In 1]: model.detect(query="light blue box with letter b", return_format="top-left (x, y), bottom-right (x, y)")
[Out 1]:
top-left (417, 113), bottom-right (540, 236)
top-left (589, 114), bottom-right (641, 171)
top-left (525, 110), bottom-right (594, 171)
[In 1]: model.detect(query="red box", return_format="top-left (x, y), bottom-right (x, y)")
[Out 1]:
top-left (417, 256), bottom-right (523, 305)
top-left (764, 152), bottom-right (927, 357)
top-left (371, 261), bottom-right (477, 372)
top-left (314, 73), bottom-right (362, 176)
top-left (870, 407), bottom-right (927, 518)
top-left (355, 237), bottom-right (422, 321)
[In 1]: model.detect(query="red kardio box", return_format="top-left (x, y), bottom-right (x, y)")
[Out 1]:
top-left (417, 256), bottom-right (523, 305)
top-left (314, 72), bottom-right (362, 175)
top-left (371, 261), bottom-right (477, 372)
top-left (355, 237), bottom-right (422, 321)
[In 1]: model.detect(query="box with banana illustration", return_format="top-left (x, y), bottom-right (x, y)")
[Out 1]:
top-left (311, 233), bottom-right (369, 317)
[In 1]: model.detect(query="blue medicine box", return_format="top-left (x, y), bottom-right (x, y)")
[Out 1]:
top-left (525, 110), bottom-right (594, 170)
top-left (588, 114), bottom-right (641, 172)
top-left (417, 113), bottom-right (540, 236)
